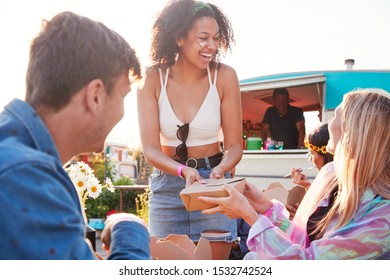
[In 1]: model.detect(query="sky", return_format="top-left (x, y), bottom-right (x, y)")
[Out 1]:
top-left (1, 0), bottom-right (389, 148)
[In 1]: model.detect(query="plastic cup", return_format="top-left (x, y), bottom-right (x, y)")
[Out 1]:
top-left (265, 140), bottom-right (275, 150)
top-left (275, 141), bottom-right (284, 150)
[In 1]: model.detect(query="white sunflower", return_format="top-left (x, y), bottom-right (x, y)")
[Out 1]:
top-left (105, 177), bottom-right (115, 193)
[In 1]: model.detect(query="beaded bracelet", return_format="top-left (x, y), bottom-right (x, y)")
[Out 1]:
top-left (177, 164), bottom-right (185, 179)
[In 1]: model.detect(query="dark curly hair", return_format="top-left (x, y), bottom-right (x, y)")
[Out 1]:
top-left (307, 123), bottom-right (334, 165)
top-left (150, 0), bottom-right (235, 68)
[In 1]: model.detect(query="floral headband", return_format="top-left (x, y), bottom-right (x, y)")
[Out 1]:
top-left (304, 139), bottom-right (328, 155)
top-left (194, 1), bottom-right (212, 14)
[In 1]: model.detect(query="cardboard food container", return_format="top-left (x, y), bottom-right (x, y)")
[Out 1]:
top-left (179, 178), bottom-right (246, 211)
top-left (287, 185), bottom-right (307, 206)
top-left (150, 234), bottom-right (212, 260)
top-left (263, 182), bottom-right (289, 205)
top-left (263, 182), bottom-right (307, 206)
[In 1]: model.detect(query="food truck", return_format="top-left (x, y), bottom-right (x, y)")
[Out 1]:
top-left (235, 63), bottom-right (390, 189)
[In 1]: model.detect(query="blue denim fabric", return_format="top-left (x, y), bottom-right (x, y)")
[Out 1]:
top-left (149, 167), bottom-right (237, 242)
top-left (229, 218), bottom-right (250, 259)
top-left (0, 99), bottom-right (150, 260)
top-left (109, 221), bottom-right (150, 260)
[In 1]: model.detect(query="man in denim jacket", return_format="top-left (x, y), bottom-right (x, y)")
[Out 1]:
top-left (0, 11), bottom-right (150, 260)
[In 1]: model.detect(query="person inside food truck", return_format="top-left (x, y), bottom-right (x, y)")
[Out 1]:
top-left (261, 88), bottom-right (305, 149)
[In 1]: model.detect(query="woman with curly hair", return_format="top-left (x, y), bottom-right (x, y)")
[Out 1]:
top-left (137, 0), bottom-right (242, 257)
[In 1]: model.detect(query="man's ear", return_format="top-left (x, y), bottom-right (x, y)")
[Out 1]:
top-left (85, 79), bottom-right (105, 115)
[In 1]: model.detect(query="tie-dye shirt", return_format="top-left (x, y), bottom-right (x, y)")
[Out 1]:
top-left (247, 164), bottom-right (390, 259)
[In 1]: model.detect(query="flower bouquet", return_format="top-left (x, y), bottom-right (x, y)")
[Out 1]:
top-left (66, 161), bottom-right (115, 209)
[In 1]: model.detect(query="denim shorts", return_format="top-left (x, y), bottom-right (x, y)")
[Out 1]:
top-left (148, 168), bottom-right (237, 242)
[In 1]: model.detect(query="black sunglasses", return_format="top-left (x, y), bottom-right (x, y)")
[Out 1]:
top-left (174, 123), bottom-right (189, 161)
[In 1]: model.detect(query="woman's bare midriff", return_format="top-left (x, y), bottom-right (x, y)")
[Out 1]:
top-left (161, 142), bottom-right (222, 161)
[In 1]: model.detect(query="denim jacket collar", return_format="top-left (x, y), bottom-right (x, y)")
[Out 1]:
top-left (5, 98), bottom-right (61, 161)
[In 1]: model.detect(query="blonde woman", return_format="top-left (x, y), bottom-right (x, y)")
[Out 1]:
top-left (200, 88), bottom-right (390, 259)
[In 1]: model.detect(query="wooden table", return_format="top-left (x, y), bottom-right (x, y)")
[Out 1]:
top-left (114, 184), bottom-right (149, 212)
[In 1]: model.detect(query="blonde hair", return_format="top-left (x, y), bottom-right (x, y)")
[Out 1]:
top-left (311, 88), bottom-right (390, 237)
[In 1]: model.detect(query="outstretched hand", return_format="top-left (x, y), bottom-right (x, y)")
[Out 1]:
top-left (244, 181), bottom-right (273, 214)
top-left (182, 166), bottom-right (206, 187)
top-left (199, 183), bottom-right (260, 226)
top-left (101, 213), bottom-right (146, 249)
top-left (210, 166), bottom-right (224, 179)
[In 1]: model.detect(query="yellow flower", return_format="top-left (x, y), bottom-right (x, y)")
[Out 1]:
top-left (305, 139), bottom-right (328, 155)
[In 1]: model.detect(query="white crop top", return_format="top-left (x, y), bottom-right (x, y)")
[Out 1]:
top-left (158, 65), bottom-right (222, 147)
